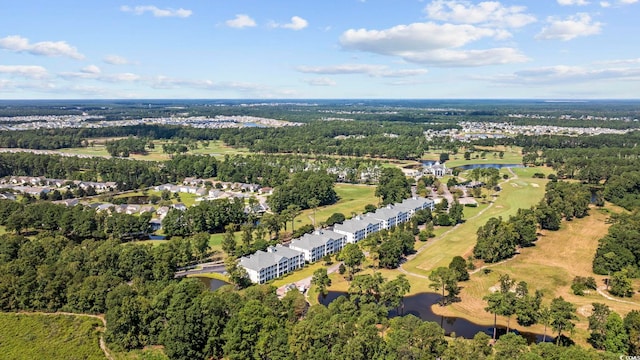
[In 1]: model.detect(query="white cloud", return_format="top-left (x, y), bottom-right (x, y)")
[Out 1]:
top-left (595, 57), bottom-right (640, 65)
top-left (484, 64), bottom-right (640, 84)
top-left (0, 35), bottom-right (84, 60)
top-left (424, 0), bottom-right (536, 28)
top-left (150, 76), bottom-right (265, 93)
top-left (225, 14), bottom-right (257, 28)
top-left (303, 77), bottom-right (337, 86)
top-left (557, 0), bottom-right (590, 5)
top-left (340, 22), bottom-right (527, 66)
top-left (104, 55), bottom-right (133, 65)
top-left (120, 5), bottom-right (192, 18)
top-left (0, 65), bottom-right (48, 79)
top-left (536, 13), bottom-right (602, 41)
top-left (296, 64), bottom-right (428, 77)
top-left (59, 68), bottom-right (139, 83)
top-left (102, 73), bottom-right (140, 82)
top-left (270, 16), bottom-right (309, 30)
top-left (81, 65), bottom-right (101, 74)
top-left (600, 0), bottom-right (638, 6)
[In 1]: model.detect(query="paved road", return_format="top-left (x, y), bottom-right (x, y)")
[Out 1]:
top-left (175, 262), bottom-right (226, 277)
top-left (276, 261), bottom-right (343, 299)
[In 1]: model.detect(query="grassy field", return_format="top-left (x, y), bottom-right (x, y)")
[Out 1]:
top-left (294, 183), bottom-right (378, 229)
top-left (60, 139), bottom-right (249, 161)
top-left (430, 206), bottom-right (640, 346)
top-left (0, 312), bottom-right (169, 360)
top-left (404, 174), bottom-right (548, 275)
top-left (422, 146), bottom-right (524, 168)
top-left (0, 313), bottom-right (105, 360)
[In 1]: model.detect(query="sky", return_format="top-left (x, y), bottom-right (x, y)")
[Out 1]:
top-left (1, 0), bottom-right (639, 99)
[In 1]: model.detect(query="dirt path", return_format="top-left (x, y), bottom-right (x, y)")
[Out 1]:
top-left (596, 286), bottom-right (640, 306)
top-left (16, 311), bottom-right (113, 360)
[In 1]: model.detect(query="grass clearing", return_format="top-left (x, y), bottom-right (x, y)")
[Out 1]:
top-left (0, 313), bottom-right (104, 360)
top-left (294, 184), bottom-right (378, 228)
top-left (270, 262), bottom-right (328, 288)
top-left (430, 206), bottom-right (639, 346)
top-left (404, 175), bottom-right (548, 276)
top-left (187, 140), bottom-right (250, 158)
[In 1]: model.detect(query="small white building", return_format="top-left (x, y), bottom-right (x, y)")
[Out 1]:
top-left (424, 161), bottom-right (451, 178)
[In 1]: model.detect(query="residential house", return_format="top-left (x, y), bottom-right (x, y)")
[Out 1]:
top-left (139, 205), bottom-right (155, 214)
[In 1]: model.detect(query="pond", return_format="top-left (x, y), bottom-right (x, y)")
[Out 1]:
top-left (195, 277), bottom-right (231, 291)
top-left (453, 163), bottom-right (524, 171)
top-left (319, 291), bottom-right (551, 344)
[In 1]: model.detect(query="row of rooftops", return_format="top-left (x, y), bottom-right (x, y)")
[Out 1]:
top-left (333, 196), bottom-right (434, 234)
top-left (238, 196), bottom-right (434, 277)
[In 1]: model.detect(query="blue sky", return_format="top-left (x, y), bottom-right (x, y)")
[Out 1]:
top-left (1, 0), bottom-right (639, 99)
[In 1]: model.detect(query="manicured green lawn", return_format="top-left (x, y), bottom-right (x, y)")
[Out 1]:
top-left (0, 313), bottom-right (104, 360)
top-left (294, 183), bottom-right (378, 228)
top-left (270, 262), bottom-right (328, 288)
top-left (404, 173), bottom-right (548, 276)
top-left (187, 140), bottom-right (250, 158)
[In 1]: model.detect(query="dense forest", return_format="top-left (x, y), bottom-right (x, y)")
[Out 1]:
top-left (1, 231), bottom-right (634, 359)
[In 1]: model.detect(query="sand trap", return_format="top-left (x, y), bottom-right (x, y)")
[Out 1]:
top-left (531, 183), bottom-right (539, 187)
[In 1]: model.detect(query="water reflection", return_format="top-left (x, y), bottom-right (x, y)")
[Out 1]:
top-left (196, 277), bottom-right (230, 291)
top-left (319, 291), bottom-right (551, 344)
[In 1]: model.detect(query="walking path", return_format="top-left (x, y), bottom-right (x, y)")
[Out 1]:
top-left (16, 311), bottom-right (113, 360)
top-left (596, 286), bottom-right (640, 306)
top-left (277, 261), bottom-right (343, 299)
top-left (400, 168), bottom-right (518, 278)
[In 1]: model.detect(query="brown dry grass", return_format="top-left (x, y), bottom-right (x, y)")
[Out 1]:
top-left (431, 206), bottom-right (640, 345)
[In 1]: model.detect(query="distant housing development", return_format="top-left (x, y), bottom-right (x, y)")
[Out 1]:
top-left (238, 196), bottom-right (434, 284)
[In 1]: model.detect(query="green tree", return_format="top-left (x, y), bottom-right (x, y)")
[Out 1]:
top-left (386, 315), bottom-right (447, 359)
top-left (380, 274), bottom-right (411, 314)
top-left (493, 333), bottom-right (528, 360)
top-left (375, 167), bottom-right (411, 205)
top-left (604, 312), bottom-right (629, 354)
top-left (221, 225), bottom-right (237, 257)
top-left (311, 267), bottom-right (331, 297)
top-left (338, 243), bottom-right (365, 280)
top-left (308, 197), bottom-right (320, 228)
top-left (550, 296), bottom-right (577, 345)
top-left (224, 256), bottom-right (249, 289)
top-left (624, 310), bottom-right (640, 355)
top-left (429, 267), bottom-right (459, 306)
top-left (609, 269), bottom-right (635, 297)
top-left (326, 212), bottom-right (346, 226)
top-left (448, 200), bottom-right (464, 224)
top-left (588, 302), bottom-right (611, 349)
top-left (448, 255), bottom-right (470, 281)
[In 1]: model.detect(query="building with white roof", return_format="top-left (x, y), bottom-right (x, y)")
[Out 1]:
top-left (239, 244), bottom-right (305, 284)
top-left (289, 230), bottom-right (347, 263)
top-left (239, 196), bottom-right (434, 284)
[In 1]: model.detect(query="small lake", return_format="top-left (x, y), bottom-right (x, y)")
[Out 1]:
top-left (319, 291), bottom-right (551, 344)
top-left (420, 161), bottom-right (524, 171)
top-left (196, 277), bottom-right (231, 291)
top-left (454, 163), bottom-right (524, 171)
